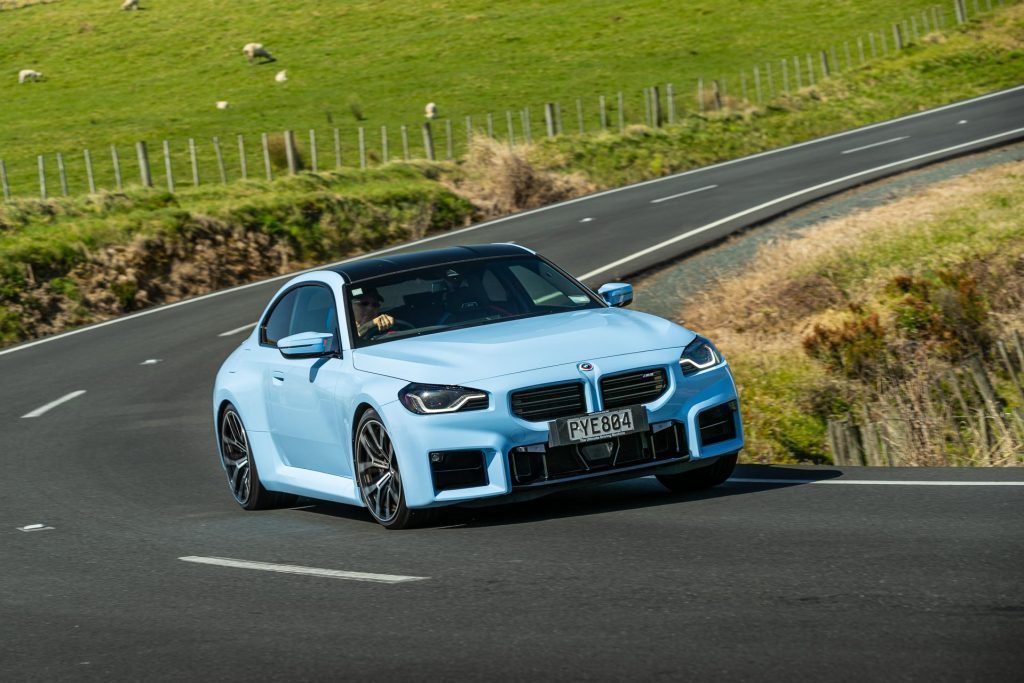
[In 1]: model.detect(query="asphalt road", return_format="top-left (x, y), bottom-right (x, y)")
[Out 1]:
top-left (2, 86), bottom-right (1023, 680)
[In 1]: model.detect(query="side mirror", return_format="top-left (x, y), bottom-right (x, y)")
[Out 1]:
top-left (598, 283), bottom-right (633, 307)
top-left (277, 331), bottom-right (337, 359)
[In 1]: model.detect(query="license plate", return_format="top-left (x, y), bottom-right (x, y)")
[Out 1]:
top-left (548, 405), bottom-right (648, 447)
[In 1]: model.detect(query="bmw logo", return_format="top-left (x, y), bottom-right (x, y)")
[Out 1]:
top-left (579, 362), bottom-right (594, 371)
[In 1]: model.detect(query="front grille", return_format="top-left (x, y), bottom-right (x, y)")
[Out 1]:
top-left (511, 382), bottom-right (586, 422)
top-left (600, 368), bottom-right (668, 409)
top-left (698, 402), bottom-right (737, 446)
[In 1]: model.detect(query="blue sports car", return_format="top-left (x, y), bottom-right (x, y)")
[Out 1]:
top-left (213, 244), bottom-right (743, 528)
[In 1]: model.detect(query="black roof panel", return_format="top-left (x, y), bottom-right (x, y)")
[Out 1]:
top-left (324, 244), bottom-right (531, 283)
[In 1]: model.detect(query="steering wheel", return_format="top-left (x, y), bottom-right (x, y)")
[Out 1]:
top-left (365, 318), bottom-right (415, 339)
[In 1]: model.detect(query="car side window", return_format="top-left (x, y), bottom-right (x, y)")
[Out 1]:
top-left (508, 263), bottom-right (575, 308)
top-left (262, 289), bottom-right (300, 345)
top-left (290, 286), bottom-right (338, 338)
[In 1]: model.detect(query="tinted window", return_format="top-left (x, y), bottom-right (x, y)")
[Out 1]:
top-left (262, 285), bottom-right (338, 345)
top-left (263, 289), bottom-right (299, 345)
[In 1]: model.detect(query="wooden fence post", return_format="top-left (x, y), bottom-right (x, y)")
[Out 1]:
top-left (544, 103), bottom-right (556, 137)
top-left (955, 0), bottom-right (966, 24)
top-left (486, 113), bottom-right (494, 138)
top-left (576, 98), bottom-right (584, 134)
top-left (284, 130), bottom-right (298, 174)
top-left (712, 80), bottom-right (722, 110)
top-left (422, 122), bottom-right (435, 161)
top-left (617, 91), bottom-right (625, 130)
top-left (506, 111), bottom-right (515, 146)
top-left (84, 150), bottom-right (96, 194)
top-left (38, 155), bottom-right (47, 199)
top-left (793, 56), bottom-right (802, 89)
top-left (111, 145), bottom-right (123, 190)
top-left (309, 129), bottom-right (318, 171)
top-left (136, 142), bottom-right (152, 187)
top-left (754, 66), bottom-right (762, 102)
top-left (445, 119), bottom-right (453, 159)
top-left (162, 141), bottom-right (174, 192)
top-left (400, 124), bottom-right (409, 160)
top-left (892, 23), bottom-right (904, 50)
top-left (1, 160), bottom-right (10, 201)
top-left (766, 62), bottom-right (774, 98)
top-left (238, 135), bottom-right (248, 180)
top-left (819, 50), bottom-right (830, 78)
top-left (599, 95), bottom-right (608, 129)
top-left (358, 127), bottom-right (367, 169)
top-left (56, 152), bottom-right (69, 196)
top-left (261, 133), bottom-right (273, 180)
top-left (213, 136), bottom-right (227, 183)
top-left (333, 128), bottom-right (342, 168)
top-left (651, 85), bottom-right (662, 127)
top-left (666, 84), bottom-right (675, 124)
top-left (188, 138), bottom-right (199, 185)
top-left (380, 126), bottom-right (389, 164)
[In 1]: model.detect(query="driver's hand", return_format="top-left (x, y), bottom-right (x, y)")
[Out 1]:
top-left (359, 314), bottom-right (394, 336)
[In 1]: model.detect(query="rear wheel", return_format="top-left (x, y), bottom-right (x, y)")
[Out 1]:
top-left (219, 404), bottom-right (294, 510)
top-left (354, 409), bottom-right (435, 530)
top-left (657, 452), bottom-right (738, 493)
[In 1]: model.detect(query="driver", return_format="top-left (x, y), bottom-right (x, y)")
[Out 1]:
top-left (352, 286), bottom-right (395, 338)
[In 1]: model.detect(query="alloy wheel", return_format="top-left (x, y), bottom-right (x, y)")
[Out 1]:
top-left (220, 409), bottom-right (252, 506)
top-left (355, 418), bottom-right (402, 524)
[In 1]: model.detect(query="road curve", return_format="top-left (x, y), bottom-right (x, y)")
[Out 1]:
top-left (2, 86), bottom-right (1023, 680)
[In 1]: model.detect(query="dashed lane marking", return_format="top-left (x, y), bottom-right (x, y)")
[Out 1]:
top-left (650, 184), bottom-right (718, 204)
top-left (729, 478), bottom-right (1024, 486)
top-left (21, 390), bottom-right (87, 418)
top-left (841, 136), bottom-right (909, 154)
top-left (18, 524), bottom-right (55, 532)
top-left (139, 359), bottom-right (162, 365)
top-left (178, 556), bottom-right (429, 583)
top-left (218, 322), bottom-right (256, 337)
top-left (577, 126), bottom-right (1024, 281)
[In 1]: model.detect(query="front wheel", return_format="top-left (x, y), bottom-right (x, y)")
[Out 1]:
top-left (354, 409), bottom-right (435, 530)
top-left (657, 452), bottom-right (738, 493)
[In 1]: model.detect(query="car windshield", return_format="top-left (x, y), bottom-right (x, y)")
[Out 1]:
top-left (347, 255), bottom-right (603, 347)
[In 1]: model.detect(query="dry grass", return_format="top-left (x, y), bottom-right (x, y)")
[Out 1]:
top-left (680, 160), bottom-right (1024, 466)
top-left (446, 136), bottom-right (595, 219)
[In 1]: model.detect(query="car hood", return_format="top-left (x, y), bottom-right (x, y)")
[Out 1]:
top-left (352, 308), bottom-right (694, 384)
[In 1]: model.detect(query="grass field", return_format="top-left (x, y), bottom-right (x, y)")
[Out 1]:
top-left (1, 0), bottom-right (960, 193)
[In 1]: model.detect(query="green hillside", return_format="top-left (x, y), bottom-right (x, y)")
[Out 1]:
top-left (1, 0), bottom-right (952, 193)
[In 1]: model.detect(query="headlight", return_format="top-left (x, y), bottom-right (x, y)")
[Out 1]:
top-left (399, 383), bottom-right (489, 414)
top-left (679, 335), bottom-right (722, 375)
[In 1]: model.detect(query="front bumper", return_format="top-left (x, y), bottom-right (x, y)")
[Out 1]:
top-left (379, 348), bottom-right (744, 508)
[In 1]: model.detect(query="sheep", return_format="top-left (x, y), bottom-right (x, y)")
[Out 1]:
top-left (215, 101), bottom-right (230, 109)
top-left (18, 69), bottom-right (43, 84)
top-left (275, 69), bottom-right (288, 83)
top-left (242, 43), bottom-right (275, 64)
top-left (121, 0), bottom-right (140, 10)
top-left (424, 102), bottom-right (438, 119)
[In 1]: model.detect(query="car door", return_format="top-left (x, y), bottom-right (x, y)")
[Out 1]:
top-left (261, 283), bottom-right (350, 477)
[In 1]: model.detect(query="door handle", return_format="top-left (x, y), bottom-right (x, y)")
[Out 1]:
top-left (272, 371), bottom-right (285, 383)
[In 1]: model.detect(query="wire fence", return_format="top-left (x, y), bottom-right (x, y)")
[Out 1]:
top-left (0, 0), bottom-right (1011, 202)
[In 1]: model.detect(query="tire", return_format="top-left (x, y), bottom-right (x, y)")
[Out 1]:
top-left (219, 404), bottom-right (295, 510)
top-left (354, 409), bottom-right (435, 530)
top-left (657, 452), bottom-right (738, 493)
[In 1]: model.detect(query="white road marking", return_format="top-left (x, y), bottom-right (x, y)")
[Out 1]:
top-left (21, 390), bottom-right (87, 418)
top-left (650, 184), bottom-right (718, 203)
top-left (729, 478), bottom-right (1024, 486)
top-left (139, 359), bottom-right (162, 365)
top-left (178, 556), bottom-right (429, 583)
top-left (218, 322), bottom-right (256, 337)
top-left (18, 524), bottom-right (55, 532)
top-left (958, 119), bottom-right (968, 124)
top-left (1, 85), bottom-right (1022, 358)
top-left (577, 125), bottom-right (1024, 281)
top-left (841, 136), bottom-right (909, 154)
top-left (580, 217), bottom-right (594, 222)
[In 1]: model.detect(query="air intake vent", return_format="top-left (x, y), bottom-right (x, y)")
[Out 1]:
top-left (511, 382), bottom-right (586, 422)
top-left (698, 402), bottom-right (737, 446)
top-left (600, 368), bottom-right (668, 409)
